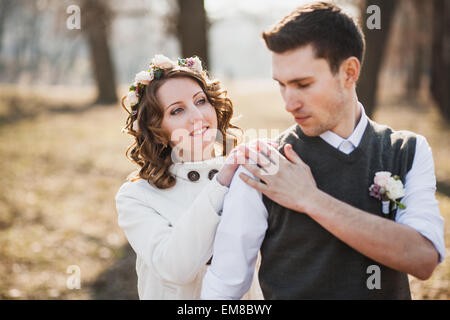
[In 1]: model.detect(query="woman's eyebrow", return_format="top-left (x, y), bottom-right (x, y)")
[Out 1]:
top-left (166, 91), bottom-right (204, 110)
top-left (192, 91), bottom-right (204, 98)
top-left (166, 101), bottom-right (182, 109)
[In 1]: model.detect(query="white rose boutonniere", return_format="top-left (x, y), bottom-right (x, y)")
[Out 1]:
top-left (369, 171), bottom-right (406, 214)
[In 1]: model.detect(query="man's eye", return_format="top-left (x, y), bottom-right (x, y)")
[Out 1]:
top-left (297, 83), bottom-right (311, 89)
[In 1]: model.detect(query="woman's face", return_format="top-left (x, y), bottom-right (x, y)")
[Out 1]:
top-left (159, 77), bottom-right (218, 162)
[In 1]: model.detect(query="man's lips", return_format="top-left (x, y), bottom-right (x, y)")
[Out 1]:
top-left (294, 115), bottom-right (311, 124)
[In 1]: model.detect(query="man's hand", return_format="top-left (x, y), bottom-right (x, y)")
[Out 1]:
top-left (239, 141), bottom-right (320, 213)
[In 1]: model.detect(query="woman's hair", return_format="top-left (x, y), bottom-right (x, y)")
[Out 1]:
top-left (262, 2), bottom-right (365, 74)
top-left (121, 61), bottom-right (241, 189)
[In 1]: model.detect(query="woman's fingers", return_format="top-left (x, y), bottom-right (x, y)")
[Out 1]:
top-left (256, 140), bottom-right (282, 166)
top-left (244, 144), bottom-right (277, 174)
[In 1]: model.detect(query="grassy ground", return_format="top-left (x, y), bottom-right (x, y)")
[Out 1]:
top-left (0, 82), bottom-right (448, 299)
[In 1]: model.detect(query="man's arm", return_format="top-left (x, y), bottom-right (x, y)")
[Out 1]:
top-left (201, 166), bottom-right (268, 300)
top-left (240, 141), bottom-right (443, 281)
top-left (394, 135), bottom-right (445, 263)
top-left (306, 188), bottom-right (439, 280)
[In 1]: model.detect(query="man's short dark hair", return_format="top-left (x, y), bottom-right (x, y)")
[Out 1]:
top-left (262, 2), bottom-right (365, 73)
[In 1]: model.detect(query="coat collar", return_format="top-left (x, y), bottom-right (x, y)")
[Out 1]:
top-left (169, 156), bottom-right (225, 182)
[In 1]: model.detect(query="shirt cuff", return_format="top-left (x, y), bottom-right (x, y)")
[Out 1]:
top-left (207, 175), bottom-right (229, 215)
top-left (399, 217), bottom-right (446, 264)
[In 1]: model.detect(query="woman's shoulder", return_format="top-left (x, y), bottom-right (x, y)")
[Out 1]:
top-left (116, 177), bottom-right (155, 202)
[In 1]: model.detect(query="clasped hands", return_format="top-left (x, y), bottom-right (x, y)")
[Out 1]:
top-left (238, 140), bottom-right (321, 214)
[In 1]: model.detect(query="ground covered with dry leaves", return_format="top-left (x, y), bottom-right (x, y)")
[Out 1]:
top-left (0, 82), bottom-right (448, 299)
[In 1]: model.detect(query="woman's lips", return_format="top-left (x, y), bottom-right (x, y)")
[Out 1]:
top-left (190, 126), bottom-right (209, 136)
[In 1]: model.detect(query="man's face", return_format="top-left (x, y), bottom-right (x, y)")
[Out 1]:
top-left (272, 45), bottom-right (347, 137)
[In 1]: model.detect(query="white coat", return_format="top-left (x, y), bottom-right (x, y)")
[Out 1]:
top-left (115, 157), bottom-right (261, 299)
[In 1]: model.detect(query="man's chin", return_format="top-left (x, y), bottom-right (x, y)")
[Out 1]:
top-left (297, 124), bottom-right (324, 137)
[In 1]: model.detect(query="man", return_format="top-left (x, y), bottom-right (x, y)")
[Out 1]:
top-left (201, 2), bottom-right (445, 299)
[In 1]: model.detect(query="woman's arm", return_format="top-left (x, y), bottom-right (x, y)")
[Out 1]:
top-left (115, 178), bottom-right (227, 285)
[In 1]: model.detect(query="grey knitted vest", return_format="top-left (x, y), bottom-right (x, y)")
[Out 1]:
top-left (259, 120), bottom-right (416, 299)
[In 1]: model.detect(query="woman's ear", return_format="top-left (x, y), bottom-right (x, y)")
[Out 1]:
top-left (340, 57), bottom-right (361, 89)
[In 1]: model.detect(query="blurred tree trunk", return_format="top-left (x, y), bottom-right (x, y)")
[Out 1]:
top-left (82, 0), bottom-right (117, 105)
top-left (405, 0), bottom-right (430, 102)
top-left (406, 45), bottom-right (424, 101)
top-left (430, 0), bottom-right (450, 122)
top-left (0, 0), bottom-right (12, 54)
top-left (0, 0), bottom-right (12, 77)
top-left (176, 0), bottom-right (208, 68)
top-left (357, 0), bottom-right (398, 117)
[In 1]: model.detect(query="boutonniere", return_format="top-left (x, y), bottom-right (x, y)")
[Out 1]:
top-left (369, 171), bottom-right (406, 214)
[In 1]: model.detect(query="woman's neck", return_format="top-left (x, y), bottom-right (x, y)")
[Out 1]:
top-left (174, 146), bottom-right (216, 163)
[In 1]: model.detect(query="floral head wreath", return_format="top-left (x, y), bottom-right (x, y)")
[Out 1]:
top-left (123, 54), bottom-right (203, 111)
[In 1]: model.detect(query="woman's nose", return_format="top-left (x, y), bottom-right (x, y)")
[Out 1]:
top-left (189, 105), bottom-right (204, 124)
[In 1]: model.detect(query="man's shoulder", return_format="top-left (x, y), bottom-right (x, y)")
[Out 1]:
top-left (276, 124), bottom-right (301, 146)
top-left (368, 119), bottom-right (418, 146)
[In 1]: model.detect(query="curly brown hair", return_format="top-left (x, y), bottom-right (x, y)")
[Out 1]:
top-left (121, 63), bottom-right (241, 189)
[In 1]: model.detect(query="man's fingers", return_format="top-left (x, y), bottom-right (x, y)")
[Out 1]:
top-left (239, 172), bottom-right (269, 193)
top-left (284, 144), bottom-right (304, 165)
top-left (242, 163), bottom-right (267, 179)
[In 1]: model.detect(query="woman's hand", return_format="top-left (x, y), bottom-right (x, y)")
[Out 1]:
top-left (216, 139), bottom-right (279, 187)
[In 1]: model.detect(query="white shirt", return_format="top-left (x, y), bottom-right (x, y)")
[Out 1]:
top-left (201, 103), bottom-right (446, 300)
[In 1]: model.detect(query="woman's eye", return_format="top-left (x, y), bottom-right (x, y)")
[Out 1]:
top-left (170, 107), bottom-right (183, 115)
top-left (196, 98), bottom-right (206, 105)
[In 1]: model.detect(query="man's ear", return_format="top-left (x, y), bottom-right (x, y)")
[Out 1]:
top-left (339, 57), bottom-right (361, 88)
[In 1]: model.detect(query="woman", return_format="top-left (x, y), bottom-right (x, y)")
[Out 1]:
top-left (115, 54), bottom-right (259, 299)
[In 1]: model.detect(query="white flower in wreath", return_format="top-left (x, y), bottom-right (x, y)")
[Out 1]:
top-left (135, 70), bottom-right (154, 85)
top-left (190, 57), bottom-right (203, 73)
top-left (125, 91), bottom-right (139, 108)
top-left (152, 54), bottom-right (175, 69)
top-left (132, 120), bottom-right (139, 131)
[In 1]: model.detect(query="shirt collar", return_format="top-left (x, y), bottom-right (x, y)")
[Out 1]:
top-left (319, 102), bottom-right (368, 149)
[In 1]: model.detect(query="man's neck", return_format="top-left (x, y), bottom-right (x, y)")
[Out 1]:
top-left (331, 99), bottom-right (361, 139)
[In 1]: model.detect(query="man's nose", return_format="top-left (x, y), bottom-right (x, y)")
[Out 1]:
top-left (284, 88), bottom-right (303, 113)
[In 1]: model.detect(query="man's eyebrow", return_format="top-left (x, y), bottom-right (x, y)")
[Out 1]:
top-left (166, 91), bottom-right (204, 110)
top-left (273, 77), bottom-right (313, 84)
